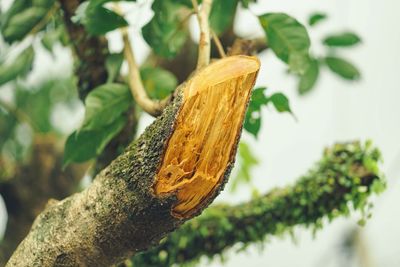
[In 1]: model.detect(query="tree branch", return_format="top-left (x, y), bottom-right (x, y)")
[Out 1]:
top-left (129, 141), bottom-right (384, 266)
top-left (6, 56), bottom-right (260, 266)
top-left (121, 28), bottom-right (170, 117)
top-left (211, 30), bottom-right (226, 58)
top-left (193, 0), bottom-right (213, 69)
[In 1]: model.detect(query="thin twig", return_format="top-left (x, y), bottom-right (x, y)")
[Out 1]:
top-left (114, 4), bottom-right (170, 117)
top-left (192, 0), bottom-right (213, 69)
top-left (121, 28), bottom-right (170, 117)
top-left (211, 30), bottom-right (226, 58)
top-left (29, 2), bottom-right (59, 37)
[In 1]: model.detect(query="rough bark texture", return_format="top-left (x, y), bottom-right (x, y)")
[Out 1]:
top-left (130, 141), bottom-right (384, 266)
top-left (5, 92), bottom-right (182, 266)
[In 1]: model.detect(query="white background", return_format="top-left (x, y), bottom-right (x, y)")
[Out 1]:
top-left (1, 0), bottom-right (400, 266)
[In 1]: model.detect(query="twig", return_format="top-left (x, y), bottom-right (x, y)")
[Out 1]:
top-left (192, 0), bottom-right (213, 69)
top-left (114, 4), bottom-right (170, 117)
top-left (29, 3), bottom-right (60, 37)
top-left (121, 28), bottom-right (170, 117)
top-left (211, 30), bottom-right (226, 58)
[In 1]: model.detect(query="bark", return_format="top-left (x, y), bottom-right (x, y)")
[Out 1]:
top-left (130, 141), bottom-right (384, 266)
top-left (6, 92), bottom-right (183, 266)
top-left (6, 56), bottom-right (260, 266)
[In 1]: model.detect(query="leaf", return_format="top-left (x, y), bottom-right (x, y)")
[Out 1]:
top-left (298, 58), bottom-right (319, 95)
top-left (209, 0), bottom-right (239, 35)
top-left (259, 13), bottom-right (311, 72)
top-left (73, 2), bottom-right (128, 35)
top-left (325, 56), bottom-right (361, 80)
top-left (140, 67), bottom-right (177, 100)
top-left (105, 53), bottom-right (124, 83)
top-left (323, 32), bottom-right (361, 47)
top-left (240, 0), bottom-right (257, 8)
top-left (288, 52), bottom-right (310, 75)
top-left (142, 0), bottom-right (188, 58)
top-left (230, 141), bottom-right (259, 192)
top-left (244, 87), bottom-right (269, 138)
top-left (63, 116), bottom-right (126, 167)
top-left (0, 0), bottom-right (31, 31)
top-left (308, 12), bottom-right (327, 26)
top-left (82, 83), bottom-right (132, 130)
top-left (0, 46), bottom-right (35, 87)
top-left (0, 108), bottom-right (18, 150)
top-left (15, 78), bottom-right (78, 133)
top-left (270, 92), bottom-right (293, 114)
top-left (2, 7), bottom-right (48, 43)
top-left (41, 25), bottom-right (68, 53)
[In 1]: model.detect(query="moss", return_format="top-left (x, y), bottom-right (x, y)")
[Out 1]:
top-left (129, 141), bottom-right (385, 267)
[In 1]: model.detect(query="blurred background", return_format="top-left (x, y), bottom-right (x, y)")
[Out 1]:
top-left (1, 0), bottom-right (399, 266)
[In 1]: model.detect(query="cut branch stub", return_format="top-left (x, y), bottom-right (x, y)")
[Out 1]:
top-left (154, 55), bottom-right (260, 218)
top-left (6, 56), bottom-right (259, 266)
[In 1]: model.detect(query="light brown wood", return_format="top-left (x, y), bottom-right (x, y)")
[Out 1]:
top-left (153, 56), bottom-right (260, 218)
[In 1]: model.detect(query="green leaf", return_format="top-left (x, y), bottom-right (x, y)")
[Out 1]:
top-left (82, 83), bottom-right (132, 130)
top-left (2, 7), bottom-right (48, 43)
top-left (0, 46), bottom-right (35, 87)
top-left (0, 108), bottom-right (18, 150)
top-left (41, 25), bottom-right (68, 53)
top-left (308, 12), bottom-right (327, 26)
top-left (240, 0), bottom-right (257, 8)
top-left (298, 58), bottom-right (319, 95)
top-left (33, 0), bottom-right (57, 8)
top-left (325, 56), bottom-right (361, 80)
top-left (142, 0), bottom-right (188, 58)
top-left (209, 0), bottom-right (239, 35)
top-left (0, 0), bottom-right (31, 31)
top-left (230, 141), bottom-right (259, 192)
top-left (259, 13), bottom-right (311, 71)
top-left (270, 92), bottom-right (292, 113)
top-left (14, 78), bottom-right (78, 133)
top-left (244, 87), bottom-right (269, 138)
top-left (288, 52), bottom-right (310, 75)
top-left (63, 116), bottom-right (126, 167)
top-left (105, 53), bottom-right (124, 83)
top-left (140, 66), bottom-right (177, 100)
top-left (73, 2), bottom-right (128, 35)
top-left (323, 32), bottom-right (361, 47)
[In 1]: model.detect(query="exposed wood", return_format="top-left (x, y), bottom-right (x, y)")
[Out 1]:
top-left (154, 57), bottom-right (259, 218)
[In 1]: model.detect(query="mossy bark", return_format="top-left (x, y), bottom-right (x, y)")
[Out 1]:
top-left (7, 94), bottom-right (185, 266)
top-left (129, 142), bottom-right (384, 266)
